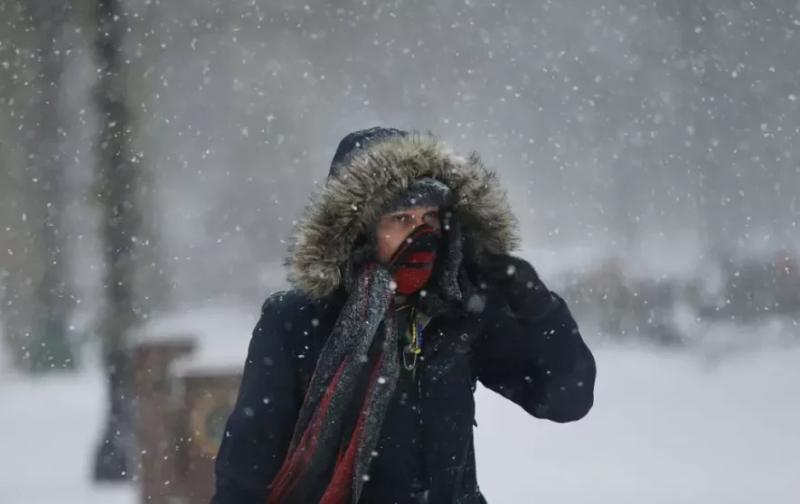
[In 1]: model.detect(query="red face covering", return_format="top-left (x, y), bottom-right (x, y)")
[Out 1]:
top-left (388, 224), bottom-right (441, 295)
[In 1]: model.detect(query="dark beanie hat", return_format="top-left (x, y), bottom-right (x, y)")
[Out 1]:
top-left (328, 126), bottom-right (408, 179)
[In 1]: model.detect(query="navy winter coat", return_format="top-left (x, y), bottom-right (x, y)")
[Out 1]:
top-left (212, 131), bottom-right (596, 503)
top-left (213, 282), bottom-right (594, 502)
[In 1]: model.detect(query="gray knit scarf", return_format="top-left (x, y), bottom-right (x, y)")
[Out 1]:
top-left (267, 263), bottom-right (399, 503)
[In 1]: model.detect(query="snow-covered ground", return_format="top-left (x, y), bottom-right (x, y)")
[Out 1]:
top-left (2, 341), bottom-right (798, 503)
top-left (0, 369), bottom-right (135, 504)
top-left (476, 344), bottom-right (800, 503)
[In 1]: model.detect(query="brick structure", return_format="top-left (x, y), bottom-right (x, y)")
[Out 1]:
top-left (132, 337), bottom-right (195, 504)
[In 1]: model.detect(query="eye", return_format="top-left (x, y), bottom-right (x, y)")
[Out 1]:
top-left (423, 211), bottom-right (440, 226)
top-left (392, 214), bottom-right (410, 223)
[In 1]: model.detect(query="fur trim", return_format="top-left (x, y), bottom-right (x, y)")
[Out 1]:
top-left (287, 133), bottom-right (520, 300)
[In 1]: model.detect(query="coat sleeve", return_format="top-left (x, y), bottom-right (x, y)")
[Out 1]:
top-left (474, 286), bottom-right (596, 423)
top-left (212, 293), bottom-right (301, 503)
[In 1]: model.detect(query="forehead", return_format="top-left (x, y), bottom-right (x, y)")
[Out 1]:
top-left (383, 206), bottom-right (439, 217)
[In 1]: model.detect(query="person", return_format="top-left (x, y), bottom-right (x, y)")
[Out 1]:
top-left (212, 127), bottom-right (596, 504)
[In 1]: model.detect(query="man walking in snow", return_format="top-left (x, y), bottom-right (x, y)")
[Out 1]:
top-left (212, 127), bottom-right (596, 503)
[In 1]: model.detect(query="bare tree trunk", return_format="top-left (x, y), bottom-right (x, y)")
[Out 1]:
top-left (91, 0), bottom-right (141, 481)
top-left (0, 0), bottom-right (76, 373)
top-left (25, 0), bottom-right (76, 373)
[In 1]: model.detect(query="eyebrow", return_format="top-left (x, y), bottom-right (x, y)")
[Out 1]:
top-left (387, 209), bottom-right (437, 216)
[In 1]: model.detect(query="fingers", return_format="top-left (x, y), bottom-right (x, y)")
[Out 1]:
top-left (480, 252), bottom-right (527, 282)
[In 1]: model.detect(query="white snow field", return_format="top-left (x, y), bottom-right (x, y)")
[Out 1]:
top-left (476, 344), bottom-right (800, 503)
top-left (1, 324), bottom-right (798, 503)
top-left (0, 369), bottom-right (136, 504)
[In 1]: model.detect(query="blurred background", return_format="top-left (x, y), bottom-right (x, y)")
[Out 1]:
top-left (1, 1), bottom-right (798, 503)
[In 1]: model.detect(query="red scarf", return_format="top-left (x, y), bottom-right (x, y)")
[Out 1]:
top-left (389, 224), bottom-right (441, 295)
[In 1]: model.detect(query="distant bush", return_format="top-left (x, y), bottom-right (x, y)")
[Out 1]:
top-left (559, 249), bottom-right (800, 352)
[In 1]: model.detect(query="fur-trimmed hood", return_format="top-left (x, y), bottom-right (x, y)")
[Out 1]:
top-left (287, 133), bottom-right (520, 300)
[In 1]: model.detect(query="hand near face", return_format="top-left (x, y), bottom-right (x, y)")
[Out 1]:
top-left (471, 252), bottom-right (557, 319)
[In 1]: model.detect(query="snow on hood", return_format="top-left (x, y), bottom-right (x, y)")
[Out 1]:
top-left (286, 132), bottom-right (520, 300)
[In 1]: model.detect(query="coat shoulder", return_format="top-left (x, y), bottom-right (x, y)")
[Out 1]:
top-left (255, 288), bottom-right (341, 390)
top-left (258, 288), bottom-right (318, 334)
top-left (259, 287), bottom-right (342, 340)
top-left (260, 288), bottom-right (314, 317)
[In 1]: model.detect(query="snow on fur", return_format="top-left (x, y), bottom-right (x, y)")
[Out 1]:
top-left (287, 133), bottom-right (520, 300)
